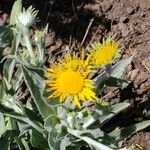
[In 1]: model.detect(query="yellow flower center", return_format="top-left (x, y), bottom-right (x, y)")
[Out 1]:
top-left (90, 40), bottom-right (118, 66)
top-left (56, 71), bottom-right (84, 94)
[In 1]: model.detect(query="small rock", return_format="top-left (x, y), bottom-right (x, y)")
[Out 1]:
top-left (0, 18), bottom-right (5, 26)
top-left (2, 13), bottom-right (8, 23)
top-left (45, 34), bottom-right (55, 47)
top-left (120, 16), bottom-right (129, 23)
top-left (143, 109), bottom-right (150, 118)
top-left (3, 47), bottom-right (11, 56)
top-left (139, 0), bottom-right (150, 11)
top-left (56, 39), bottom-right (62, 49)
top-left (138, 81), bottom-right (150, 94)
top-left (126, 64), bottom-right (133, 72)
top-left (118, 140), bottom-right (124, 148)
top-left (135, 71), bottom-right (149, 85)
top-left (49, 45), bottom-right (57, 52)
top-left (142, 57), bottom-right (150, 72)
top-left (126, 7), bottom-right (134, 15)
top-left (118, 23), bottom-right (129, 37)
top-left (130, 69), bottom-right (140, 80)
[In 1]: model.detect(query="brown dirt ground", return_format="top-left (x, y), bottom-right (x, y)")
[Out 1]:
top-left (0, 0), bottom-right (150, 149)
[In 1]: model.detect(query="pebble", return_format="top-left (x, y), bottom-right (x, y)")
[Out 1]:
top-left (130, 69), bottom-right (140, 81)
top-left (45, 34), bottom-right (55, 47)
top-left (0, 18), bottom-right (5, 26)
top-left (118, 23), bottom-right (129, 37)
top-left (139, 0), bottom-right (150, 11)
top-left (2, 13), bottom-right (8, 23)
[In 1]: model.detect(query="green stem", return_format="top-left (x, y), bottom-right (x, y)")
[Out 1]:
top-left (24, 34), bottom-right (36, 64)
top-left (37, 44), bottom-right (45, 65)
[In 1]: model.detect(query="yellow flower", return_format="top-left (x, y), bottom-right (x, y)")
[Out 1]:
top-left (45, 51), bottom-right (98, 108)
top-left (89, 39), bottom-right (119, 67)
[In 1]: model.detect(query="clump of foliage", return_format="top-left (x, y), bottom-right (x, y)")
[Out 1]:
top-left (0, 0), bottom-right (149, 150)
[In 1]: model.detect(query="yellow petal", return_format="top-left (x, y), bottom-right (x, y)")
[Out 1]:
top-left (74, 95), bottom-right (81, 108)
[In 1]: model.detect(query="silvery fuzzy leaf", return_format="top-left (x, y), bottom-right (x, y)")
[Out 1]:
top-left (0, 26), bottom-right (13, 48)
top-left (9, 0), bottom-right (22, 25)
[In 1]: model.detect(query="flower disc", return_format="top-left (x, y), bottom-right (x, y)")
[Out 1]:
top-left (45, 52), bottom-right (97, 108)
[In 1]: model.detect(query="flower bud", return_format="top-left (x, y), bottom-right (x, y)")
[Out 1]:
top-left (78, 112), bottom-right (83, 119)
top-left (17, 6), bottom-right (38, 28)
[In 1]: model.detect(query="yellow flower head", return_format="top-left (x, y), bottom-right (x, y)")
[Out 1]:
top-left (45, 51), bottom-right (98, 108)
top-left (89, 39), bottom-right (119, 67)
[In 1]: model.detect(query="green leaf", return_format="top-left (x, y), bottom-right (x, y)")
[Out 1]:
top-left (48, 129), bottom-right (61, 150)
top-left (83, 105), bottom-right (111, 129)
top-left (0, 81), bottom-right (7, 102)
top-left (9, 0), bottom-right (22, 25)
top-left (60, 138), bottom-right (72, 150)
top-left (0, 113), bottom-right (6, 136)
top-left (3, 56), bottom-right (15, 85)
top-left (23, 66), bottom-right (45, 77)
top-left (94, 57), bottom-right (133, 95)
top-left (109, 120), bottom-right (150, 142)
top-left (82, 103), bottom-right (130, 129)
top-left (10, 120), bottom-right (30, 150)
top-left (95, 76), bottom-right (131, 95)
top-left (45, 116), bottom-right (69, 150)
top-left (110, 57), bottom-right (133, 78)
top-left (3, 77), bottom-right (12, 90)
top-left (67, 128), bottom-right (115, 150)
top-left (0, 135), bottom-right (9, 150)
top-left (105, 77), bottom-right (131, 89)
top-left (99, 103), bottom-right (130, 126)
top-left (0, 26), bottom-right (13, 48)
top-left (94, 74), bottom-right (108, 95)
top-left (22, 66), bottom-right (54, 119)
top-left (11, 66), bottom-right (23, 91)
top-left (76, 129), bottom-right (105, 140)
top-left (44, 115), bottom-right (59, 132)
top-left (3, 32), bottom-right (21, 83)
top-left (0, 130), bottom-right (20, 150)
top-left (0, 103), bottom-right (43, 133)
top-left (31, 129), bottom-right (49, 149)
top-left (18, 139), bottom-right (30, 150)
top-left (24, 107), bottom-right (43, 123)
top-left (15, 137), bottom-right (30, 150)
